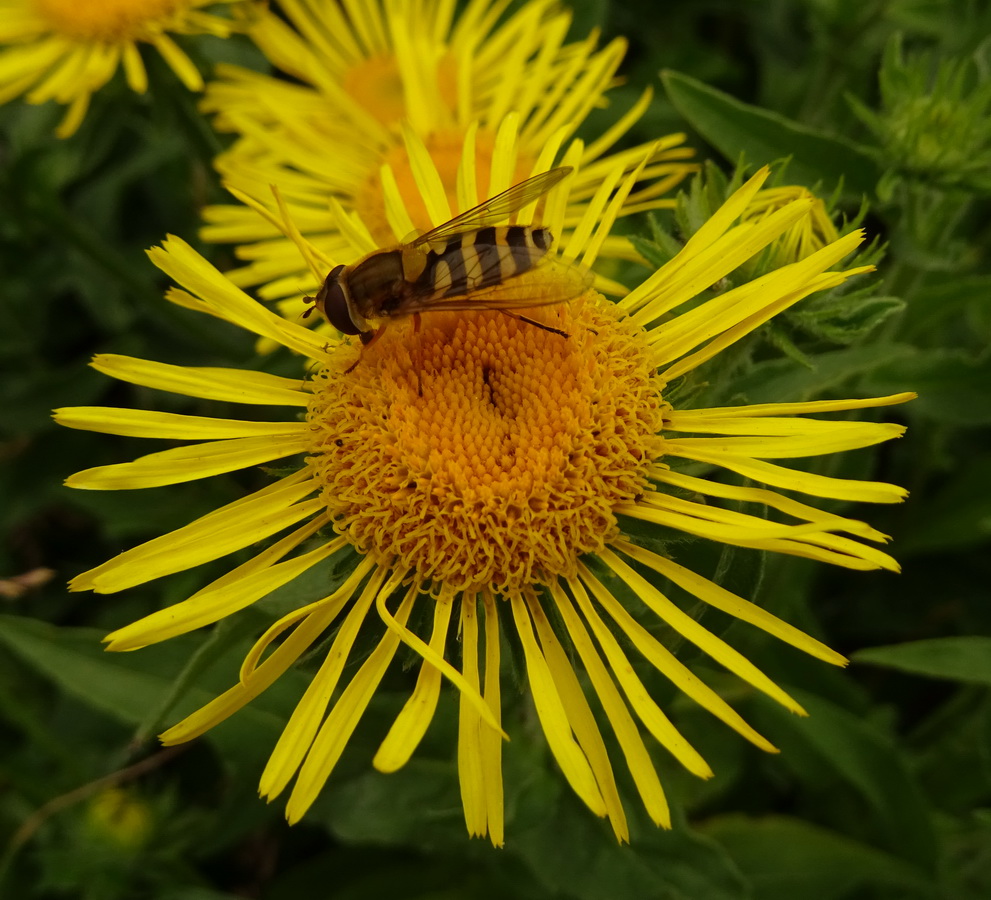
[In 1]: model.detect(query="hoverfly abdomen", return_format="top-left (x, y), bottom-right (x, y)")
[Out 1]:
top-left (422, 225), bottom-right (554, 300)
top-left (503, 224), bottom-right (552, 277)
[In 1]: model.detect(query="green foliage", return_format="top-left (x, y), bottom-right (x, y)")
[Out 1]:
top-left (2, 1), bottom-right (990, 898)
top-left (661, 71), bottom-right (883, 198)
top-left (849, 35), bottom-right (991, 196)
top-left (853, 637), bottom-right (991, 685)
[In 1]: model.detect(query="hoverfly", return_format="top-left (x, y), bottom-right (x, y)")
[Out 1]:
top-left (310, 166), bottom-right (590, 368)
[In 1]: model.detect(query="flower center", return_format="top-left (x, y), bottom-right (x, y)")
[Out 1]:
top-left (343, 52), bottom-right (458, 130)
top-left (343, 55), bottom-right (407, 127)
top-left (34, 0), bottom-right (183, 41)
top-left (305, 289), bottom-right (665, 593)
top-left (354, 128), bottom-right (535, 245)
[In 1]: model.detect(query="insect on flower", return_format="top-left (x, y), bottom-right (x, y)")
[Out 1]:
top-left (309, 166), bottom-right (592, 368)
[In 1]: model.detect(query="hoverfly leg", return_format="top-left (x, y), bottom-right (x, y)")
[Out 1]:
top-left (411, 312), bottom-right (423, 397)
top-left (496, 309), bottom-right (570, 339)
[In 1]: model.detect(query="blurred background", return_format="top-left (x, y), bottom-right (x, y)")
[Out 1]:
top-left (2, 1), bottom-right (990, 897)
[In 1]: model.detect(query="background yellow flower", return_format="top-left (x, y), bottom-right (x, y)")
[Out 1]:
top-left (0, 0), bottom-right (252, 136)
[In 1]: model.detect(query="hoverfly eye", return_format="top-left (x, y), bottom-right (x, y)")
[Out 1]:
top-left (315, 266), bottom-right (362, 335)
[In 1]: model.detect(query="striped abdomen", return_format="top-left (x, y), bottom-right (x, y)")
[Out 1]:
top-left (419, 225), bottom-right (553, 300)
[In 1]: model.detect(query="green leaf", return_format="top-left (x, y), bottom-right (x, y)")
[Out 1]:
top-left (661, 71), bottom-right (883, 197)
top-left (627, 231), bottom-right (679, 270)
top-left (703, 815), bottom-right (934, 900)
top-left (511, 794), bottom-right (749, 900)
top-left (752, 689), bottom-right (938, 871)
top-left (898, 454), bottom-right (991, 554)
top-left (863, 349), bottom-right (991, 425)
top-left (792, 295), bottom-right (906, 345)
top-left (266, 847), bottom-right (533, 900)
top-left (322, 758), bottom-right (468, 847)
top-left (728, 344), bottom-right (915, 405)
top-left (0, 614), bottom-right (297, 763)
top-left (852, 638), bottom-right (991, 686)
top-left (901, 274), bottom-right (991, 339)
top-left (0, 614), bottom-right (199, 726)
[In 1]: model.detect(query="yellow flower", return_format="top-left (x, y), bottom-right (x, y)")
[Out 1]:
top-left (740, 184), bottom-right (841, 270)
top-left (0, 0), bottom-right (251, 137)
top-left (85, 788), bottom-right (153, 850)
top-left (57, 153), bottom-right (913, 846)
top-left (199, 0), bottom-right (694, 318)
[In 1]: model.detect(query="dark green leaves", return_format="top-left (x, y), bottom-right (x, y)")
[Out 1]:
top-left (752, 689), bottom-right (938, 872)
top-left (704, 816), bottom-right (933, 900)
top-left (661, 70), bottom-right (883, 197)
top-left (853, 638), bottom-right (991, 686)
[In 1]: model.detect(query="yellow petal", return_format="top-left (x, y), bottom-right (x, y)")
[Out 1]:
top-left (615, 540), bottom-right (847, 666)
top-left (617, 496), bottom-right (900, 572)
top-left (260, 566), bottom-right (394, 800)
top-left (89, 354), bottom-right (311, 406)
top-left (656, 266), bottom-right (870, 381)
top-left (557, 579), bottom-right (712, 780)
top-left (285, 574), bottom-right (417, 824)
top-left (147, 236), bottom-right (331, 361)
top-left (150, 33), bottom-right (202, 91)
top-left (579, 563), bottom-right (778, 752)
top-left (479, 592), bottom-right (504, 846)
top-left (663, 422), bottom-right (906, 460)
top-left (373, 594), bottom-right (455, 772)
top-left (54, 407), bottom-right (308, 440)
top-left (159, 553), bottom-right (367, 746)
top-left (401, 123), bottom-right (452, 227)
top-left (105, 535), bottom-right (340, 651)
top-left (551, 582), bottom-right (672, 827)
top-left (619, 167), bottom-right (771, 316)
top-left (656, 448), bottom-right (908, 505)
top-left (121, 41), bottom-right (146, 93)
top-left (649, 467), bottom-right (891, 538)
top-left (527, 590), bottom-right (628, 842)
top-left (70, 471), bottom-right (318, 593)
top-left (66, 432), bottom-right (312, 490)
top-left (666, 411), bottom-right (897, 437)
top-left (598, 548), bottom-right (807, 715)
top-left (509, 593), bottom-right (607, 818)
top-left (457, 594), bottom-right (488, 839)
top-left (160, 598), bottom-right (343, 745)
top-left (694, 393), bottom-right (917, 418)
top-left (375, 576), bottom-right (504, 737)
top-left (649, 231), bottom-right (865, 362)
top-left (239, 555), bottom-right (376, 681)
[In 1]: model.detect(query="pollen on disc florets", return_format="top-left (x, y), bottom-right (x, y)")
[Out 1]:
top-left (305, 289), bottom-right (665, 593)
top-left (35, 0), bottom-right (184, 41)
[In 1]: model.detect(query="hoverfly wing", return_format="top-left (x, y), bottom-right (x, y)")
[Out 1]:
top-left (391, 255), bottom-right (593, 316)
top-left (409, 166), bottom-right (572, 249)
